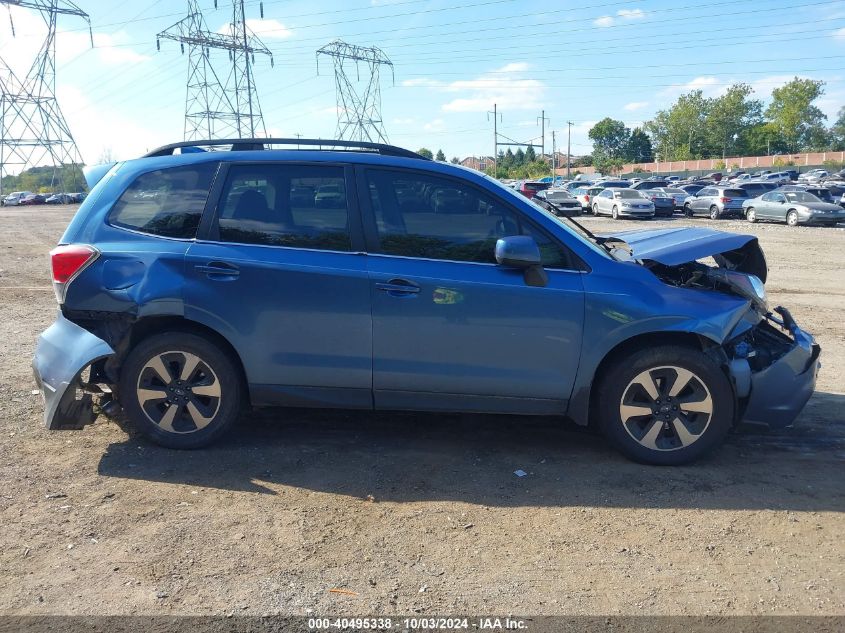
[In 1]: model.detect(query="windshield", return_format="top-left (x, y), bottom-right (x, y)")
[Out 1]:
top-left (663, 188), bottom-right (686, 194)
top-left (784, 191), bottom-right (821, 203)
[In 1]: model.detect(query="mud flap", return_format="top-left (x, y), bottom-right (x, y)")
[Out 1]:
top-left (32, 313), bottom-right (115, 430)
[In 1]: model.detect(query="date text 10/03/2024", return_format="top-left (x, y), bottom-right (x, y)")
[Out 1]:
top-left (307, 617), bottom-right (528, 630)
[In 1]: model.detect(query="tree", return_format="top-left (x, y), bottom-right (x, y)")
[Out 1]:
top-left (765, 77), bottom-right (826, 152)
top-left (588, 117), bottom-right (631, 160)
top-left (645, 90), bottom-right (709, 161)
top-left (746, 122), bottom-right (788, 156)
top-left (450, 156), bottom-right (460, 164)
top-left (703, 83), bottom-right (762, 157)
top-left (830, 107), bottom-right (845, 151)
top-left (626, 128), bottom-right (653, 162)
top-left (525, 144), bottom-right (536, 162)
top-left (416, 147), bottom-right (433, 159)
top-left (435, 149), bottom-right (446, 161)
top-left (514, 147), bottom-right (525, 166)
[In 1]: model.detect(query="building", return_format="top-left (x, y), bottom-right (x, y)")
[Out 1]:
top-left (460, 156), bottom-right (495, 172)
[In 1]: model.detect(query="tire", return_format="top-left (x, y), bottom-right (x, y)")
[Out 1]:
top-left (709, 205), bottom-right (720, 220)
top-left (595, 345), bottom-right (734, 465)
top-left (786, 210), bottom-right (799, 226)
top-left (592, 203), bottom-right (600, 215)
top-left (611, 205), bottom-right (619, 220)
top-left (683, 203), bottom-right (693, 217)
top-left (746, 207), bottom-right (757, 223)
top-left (119, 332), bottom-right (242, 449)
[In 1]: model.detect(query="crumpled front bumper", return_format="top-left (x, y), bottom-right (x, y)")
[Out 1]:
top-left (32, 313), bottom-right (115, 429)
top-left (732, 311), bottom-right (820, 428)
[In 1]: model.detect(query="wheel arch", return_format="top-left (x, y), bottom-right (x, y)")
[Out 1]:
top-left (124, 315), bottom-right (250, 405)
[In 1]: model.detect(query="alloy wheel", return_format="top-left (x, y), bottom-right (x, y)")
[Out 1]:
top-left (618, 365), bottom-right (713, 452)
top-left (787, 211), bottom-right (799, 226)
top-left (136, 350), bottom-right (222, 434)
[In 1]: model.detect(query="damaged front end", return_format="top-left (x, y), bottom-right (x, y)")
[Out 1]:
top-left (609, 226), bottom-right (821, 428)
top-left (32, 313), bottom-right (116, 429)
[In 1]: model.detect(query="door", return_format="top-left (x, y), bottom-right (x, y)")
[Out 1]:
top-left (184, 162), bottom-right (372, 408)
top-left (757, 192), bottom-right (779, 219)
top-left (359, 167), bottom-right (585, 414)
top-left (692, 188), bottom-right (712, 214)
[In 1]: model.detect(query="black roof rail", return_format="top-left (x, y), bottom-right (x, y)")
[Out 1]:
top-left (142, 138), bottom-right (427, 160)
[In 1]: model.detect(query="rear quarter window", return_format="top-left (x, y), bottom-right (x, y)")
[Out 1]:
top-left (108, 163), bottom-right (218, 238)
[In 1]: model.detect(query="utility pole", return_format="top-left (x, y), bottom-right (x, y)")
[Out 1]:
top-left (551, 130), bottom-right (556, 180)
top-left (317, 40), bottom-right (394, 143)
top-left (0, 0), bottom-right (92, 197)
top-left (537, 109), bottom-right (549, 158)
top-left (566, 121), bottom-right (573, 179)
top-left (487, 103), bottom-right (500, 175)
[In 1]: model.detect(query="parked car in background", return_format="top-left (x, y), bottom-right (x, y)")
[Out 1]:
top-left (653, 187), bottom-right (689, 210)
top-left (705, 172), bottom-right (723, 182)
top-left (533, 188), bottom-right (583, 216)
top-left (595, 179), bottom-right (630, 189)
top-left (632, 179), bottom-right (669, 191)
top-left (760, 172), bottom-right (791, 184)
top-left (3, 191), bottom-right (33, 206)
top-left (46, 193), bottom-right (73, 204)
top-left (573, 186), bottom-right (605, 212)
top-left (515, 180), bottom-right (551, 199)
top-left (778, 185), bottom-right (836, 204)
top-left (798, 169), bottom-right (827, 183)
top-left (679, 183), bottom-right (707, 197)
top-left (592, 188), bottom-right (655, 219)
top-left (736, 181), bottom-right (779, 199)
top-left (641, 189), bottom-right (675, 217)
top-left (562, 180), bottom-right (591, 193)
top-left (67, 192), bottom-right (87, 203)
top-left (743, 190), bottom-right (845, 226)
top-left (19, 193), bottom-right (46, 205)
top-left (683, 186), bottom-right (748, 219)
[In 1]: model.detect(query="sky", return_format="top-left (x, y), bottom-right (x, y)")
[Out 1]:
top-left (1, 0), bottom-right (844, 166)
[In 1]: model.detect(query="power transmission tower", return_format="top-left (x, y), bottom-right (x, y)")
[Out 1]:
top-left (157, 0), bottom-right (273, 141)
top-left (317, 40), bottom-right (393, 143)
top-left (0, 0), bottom-right (91, 197)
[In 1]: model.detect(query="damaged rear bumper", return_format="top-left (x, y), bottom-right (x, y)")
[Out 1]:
top-left (32, 313), bottom-right (115, 429)
top-left (729, 310), bottom-right (820, 428)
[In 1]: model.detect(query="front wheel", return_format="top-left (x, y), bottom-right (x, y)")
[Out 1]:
top-left (612, 205), bottom-right (620, 220)
top-left (592, 203), bottom-right (600, 215)
top-left (595, 345), bottom-right (734, 465)
top-left (119, 332), bottom-right (243, 449)
top-left (746, 207), bottom-right (757, 223)
top-left (786, 210), bottom-right (799, 226)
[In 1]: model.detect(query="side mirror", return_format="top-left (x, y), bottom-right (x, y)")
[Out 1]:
top-left (495, 236), bottom-right (548, 288)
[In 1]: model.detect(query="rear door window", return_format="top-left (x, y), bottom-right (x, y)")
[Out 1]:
top-left (214, 164), bottom-right (353, 251)
top-left (109, 163), bottom-right (218, 238)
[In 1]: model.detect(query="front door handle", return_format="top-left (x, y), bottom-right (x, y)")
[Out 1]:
top-left (375, 278), bottom-right (420, 295)
top-left (195, 261), bottom-right (240, 280)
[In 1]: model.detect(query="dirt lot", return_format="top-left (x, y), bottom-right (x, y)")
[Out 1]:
top-left (0, 204), bottom-right (843, 617)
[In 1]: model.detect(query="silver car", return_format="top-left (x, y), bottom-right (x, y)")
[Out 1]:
top-left (2, 191), bottom-right (32, 206)
top-left (683, 186), bottom-right (748, 219)
top-left (743, 190), bottom-right (845, 227)
top-left (592, 188), bottom-right (655, 219)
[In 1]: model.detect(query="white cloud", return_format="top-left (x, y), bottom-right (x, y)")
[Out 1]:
top-left (218, 18), bottom-right (292, 39)
top-left (440, 63), bottom-right (546, 113)
top-left (593, 8), bottom-right (646, 28)
top-left (624, 101), bottom-right (649, 111)
top-left (833, 27), bottom-right (845, 41)
top-left (423, 118), bottom-right (445, 132)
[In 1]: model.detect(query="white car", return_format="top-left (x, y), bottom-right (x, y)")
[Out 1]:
top-left (3, 191), bottom-right (32, 206)
top-left (591, 188), bottom-right (655, 219)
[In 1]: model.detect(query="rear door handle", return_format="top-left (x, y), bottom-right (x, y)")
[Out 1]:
top-left (375, 278), bottom-right (421, 295)
top-left (195, 261), bottom-right (240, 279)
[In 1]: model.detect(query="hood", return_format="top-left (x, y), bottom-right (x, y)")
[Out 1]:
top-left (800, 202), bottom-right (842, 212)
top-left (600, 226), bottom-right (768, 282)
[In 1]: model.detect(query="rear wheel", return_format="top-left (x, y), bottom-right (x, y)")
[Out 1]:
top-left (119, 332), bottom-right (242, 449)
top-left (595, 345), bottom-right (734, 465)
top-left (786, 210), bottom-right (799, 226)
top-left (709, 205), bottom-right (720, 220)
top-left (683, 203), bottom-right (693, 217)
top-left (746, 207), bottom-right (757, 223)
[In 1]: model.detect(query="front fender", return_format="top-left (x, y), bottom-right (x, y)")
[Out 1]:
top-left (33, 313), bottom-right (115, 429)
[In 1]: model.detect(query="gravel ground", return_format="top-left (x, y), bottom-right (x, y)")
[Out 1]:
top-left (0, 204), bottom-right (842, 617)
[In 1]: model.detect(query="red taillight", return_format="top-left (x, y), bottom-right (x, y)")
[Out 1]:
top-left (720, 197), bottom-right (731, 204)
top-left (49, 244), bottom-right (97, 303)
top-left (584, 195), bottom-right (590, 201)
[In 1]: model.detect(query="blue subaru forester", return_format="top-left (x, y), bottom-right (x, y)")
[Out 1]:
top-left (33, 139), bottom-right (820, 465)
